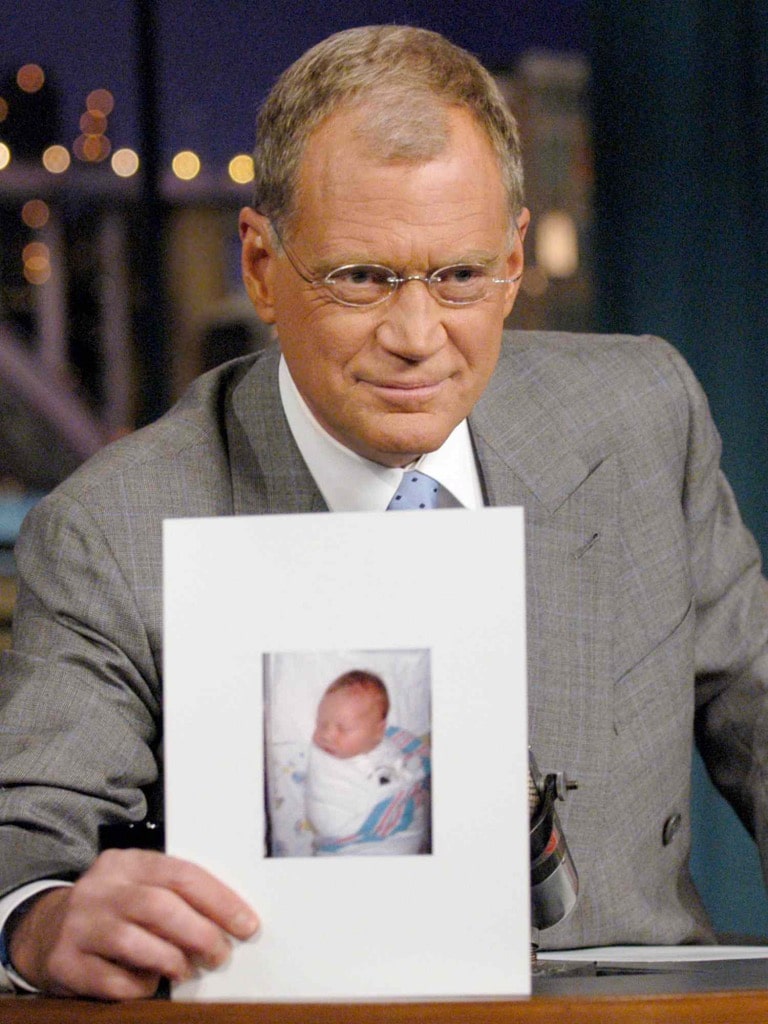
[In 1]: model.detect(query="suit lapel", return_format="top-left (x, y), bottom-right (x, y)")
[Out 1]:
top-left (225, 349), bottom-right (328, 516)
top-left (471, 348), bottom-right (590, 516)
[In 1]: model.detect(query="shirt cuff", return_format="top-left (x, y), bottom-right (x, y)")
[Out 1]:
top-left (0, 880), bottom-right (74, 993)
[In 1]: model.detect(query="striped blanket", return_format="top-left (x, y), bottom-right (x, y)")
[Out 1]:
top-left (309, 726), bottom-right (431, 855)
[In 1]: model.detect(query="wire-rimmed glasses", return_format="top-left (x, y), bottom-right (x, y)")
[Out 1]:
top-left (271, 225), bottom-right (521, 308)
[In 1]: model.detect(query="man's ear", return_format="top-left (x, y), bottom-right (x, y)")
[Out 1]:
top-left (502, 206), bottom-right (530, 317)
top-left (239, 207), bottom-right (277, 324)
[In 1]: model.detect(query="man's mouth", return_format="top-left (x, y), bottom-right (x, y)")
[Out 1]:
top-left (362, 379), bottom-right (447, 403)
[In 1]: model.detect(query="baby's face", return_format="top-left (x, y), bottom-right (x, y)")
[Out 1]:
top-left (312, 689), bottom-right (386, 759)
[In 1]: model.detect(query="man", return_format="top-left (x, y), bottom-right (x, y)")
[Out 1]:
top-left (1, 25), bottom-right (767, 1000)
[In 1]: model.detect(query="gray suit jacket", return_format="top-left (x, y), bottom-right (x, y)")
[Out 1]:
top-left (2, 331), bottom-right (768, 949)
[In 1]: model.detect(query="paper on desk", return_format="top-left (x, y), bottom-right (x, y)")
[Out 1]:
top-left (164, 508), bottom-right (531, 1001)
top-left (538, 945), bottom-right (768, 963)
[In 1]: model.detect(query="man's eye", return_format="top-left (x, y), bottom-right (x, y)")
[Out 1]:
top-left (329, 265), bottom-right (392, 287)
top-left (435, 265), bottom-right (486, 284)
top-left (348, 268), bottom-right (375, 285)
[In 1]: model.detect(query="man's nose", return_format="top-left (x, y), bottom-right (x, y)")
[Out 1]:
top-left (374, 279), bottom-right (446, 359)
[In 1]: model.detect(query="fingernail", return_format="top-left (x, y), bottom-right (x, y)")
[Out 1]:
top-left (231, 910), bottom-right (260, 937)
top-left (205, 946), bottom-right (231, 970)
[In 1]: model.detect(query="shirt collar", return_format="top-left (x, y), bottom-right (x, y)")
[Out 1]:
top-left (278, 356), bottom-right (483, 511)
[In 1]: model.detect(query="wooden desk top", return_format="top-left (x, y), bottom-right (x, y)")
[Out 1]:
top-left (4, 957), bottom-right (768, 1021)
top-left (3, 990), bottom-right (768, 1024)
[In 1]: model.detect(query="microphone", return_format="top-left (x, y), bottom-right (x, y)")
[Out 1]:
top-left (529, 750), bottom-right (579, 931)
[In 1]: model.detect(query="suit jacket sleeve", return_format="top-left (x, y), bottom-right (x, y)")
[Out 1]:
top-left (0, 488), bottom-right (161, 895)
top-left (673, 346), bottom-right (768, 882)
top-left (0, 353), bottom-right (265, 897)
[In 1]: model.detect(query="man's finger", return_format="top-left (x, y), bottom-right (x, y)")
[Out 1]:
top-left (46, 948), bottom-right (165, 1002)
top-left (92, 851), bottom-right (262, 937)
top-left (91, 849), bottom-right (260, 940)
top-left (68, 912), bottom-right (200, 981)
top-left (104, 884), bottom-right (233, 970)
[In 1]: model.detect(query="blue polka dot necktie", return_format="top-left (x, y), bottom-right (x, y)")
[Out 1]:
top-left (387, 469), bottom-right (460, 510)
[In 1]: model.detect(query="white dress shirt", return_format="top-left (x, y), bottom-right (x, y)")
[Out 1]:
top-left (0, 879), bottom-right (73, 992)
top-left (278, 356), bottom-right (484, 511)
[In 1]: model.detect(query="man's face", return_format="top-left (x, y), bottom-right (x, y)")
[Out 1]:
top-left (240, 105), bottom-right (528, 467)
top-left (312, 689), bottom-right (386, 759)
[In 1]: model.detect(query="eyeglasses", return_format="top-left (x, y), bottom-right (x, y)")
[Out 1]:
top-left (272, 226), bottom-right (521, 308)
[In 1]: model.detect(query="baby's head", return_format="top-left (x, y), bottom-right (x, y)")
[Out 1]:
top-left (312, 670), bottom-right (389, 759)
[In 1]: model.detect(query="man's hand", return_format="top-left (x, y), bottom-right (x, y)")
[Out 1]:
top-left (8, 849), bottom-right (259, 1000)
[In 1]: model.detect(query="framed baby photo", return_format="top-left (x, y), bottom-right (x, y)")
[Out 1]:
top-left (263, 648), bottom-right (432, 859)
top-left (164, 508), bottom-right (530, 1001)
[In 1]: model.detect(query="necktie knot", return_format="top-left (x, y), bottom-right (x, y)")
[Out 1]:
top-left (387, 469), bottom-right (460, 510)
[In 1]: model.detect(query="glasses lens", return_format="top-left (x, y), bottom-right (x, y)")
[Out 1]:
top-left (324, 265), bottom-right (396, 306)
top-left (430, 265), bottom-right (491, 304)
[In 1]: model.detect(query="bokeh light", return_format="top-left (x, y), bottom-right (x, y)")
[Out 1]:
top-left (86, 88), bottom-right (114, 115)
top-left (22, 241), bottom-right (51, 285)
top-left (84, 135), bottom-right (111, 161)
top-left (228, 154), bottom-right (255, 184)
top-left (80, 110), bottom-right (107, 135)
top-left (73, 134), bottom-right (111, 163)
top-left (17, 64), bottom-right (45, 94)
top-left (111, 148), bottom-right (140, 178)
top-left (42, 144), bottom-right (71, 173)
top-left (23, 263), bottom-right (51, 286)
top-left (0, 143), bottom-right (10, 170)
top-left (23, 241), bottom-right (49, 262)
top-left (172, 150), bottom-right (201, 181)
top-left (535, 210), bottom-right (579, 279)
top-left (21, 199), bottom-right (50, 229)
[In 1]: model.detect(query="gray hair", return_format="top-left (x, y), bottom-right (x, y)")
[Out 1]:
top-left (252, 25), bottom-right (524, 237)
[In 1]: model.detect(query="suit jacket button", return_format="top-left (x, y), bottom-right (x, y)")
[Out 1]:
top-left (662, 813), bottom-right (682, 846)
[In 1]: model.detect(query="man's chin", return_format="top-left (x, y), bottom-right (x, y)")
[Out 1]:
top-left (343, 414), bottom-right (459, 467)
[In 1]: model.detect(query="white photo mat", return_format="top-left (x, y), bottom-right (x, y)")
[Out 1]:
top-left (163, 508), bottom-right (530, 1001)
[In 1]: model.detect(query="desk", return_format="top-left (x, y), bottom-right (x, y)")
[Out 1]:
top-left (2, 991), bottom-right (768, 1024)
top-left (4, 962), bottom-right (768, 1024)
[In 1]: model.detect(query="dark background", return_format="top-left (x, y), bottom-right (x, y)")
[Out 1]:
top-left (3, 1), bottom-right (586, 164)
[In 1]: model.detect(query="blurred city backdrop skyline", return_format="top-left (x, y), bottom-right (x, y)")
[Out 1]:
top-left (4, 2), bottom-right (586, 170)
top-left (1, 0), bottom-right (594, 483)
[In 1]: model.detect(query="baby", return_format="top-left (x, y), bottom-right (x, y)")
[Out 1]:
top-left (305, 669), bottom-right (430, 855)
